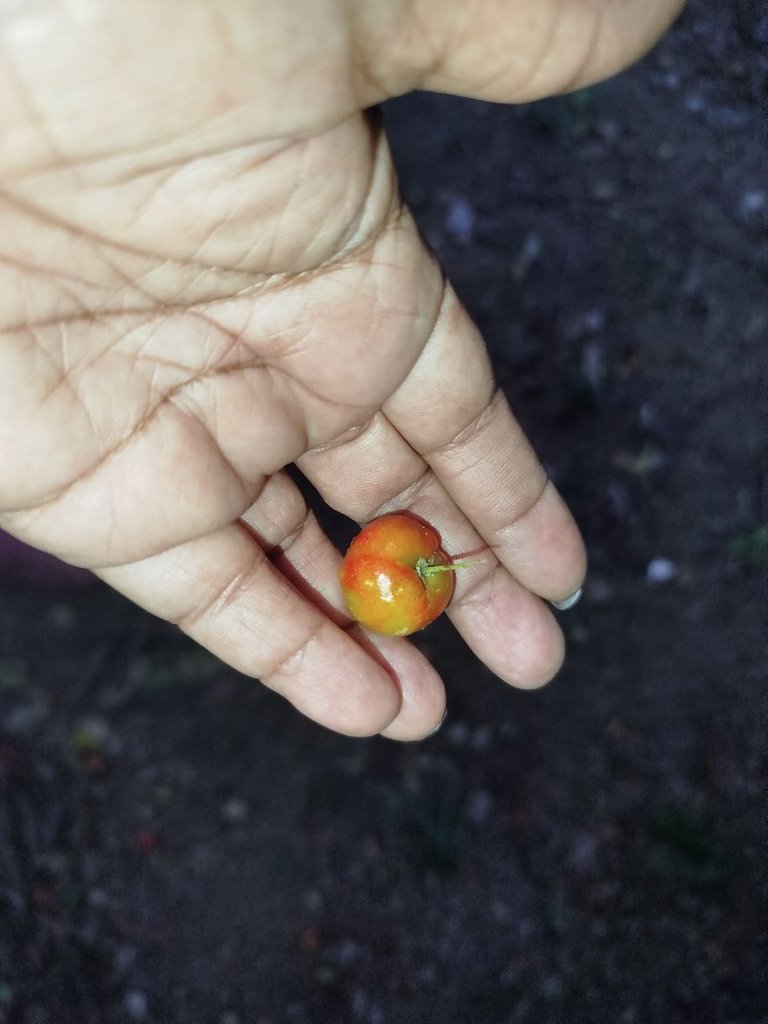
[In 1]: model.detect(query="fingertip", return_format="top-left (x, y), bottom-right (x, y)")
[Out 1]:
top-left (493, 480), bottom-right (588, 606)
top-left (380, 699), bottom-right (447, 742)
top-left (367, 633), bottom-right (448, 741)
top-left (450, 566), bottom-right (566, 691)
top-left (505, 617), bottom-right (565, 690)
top-left (265, 625), bottom-right (404, 738)
top-left (322, 668), bottom-right (404, 738)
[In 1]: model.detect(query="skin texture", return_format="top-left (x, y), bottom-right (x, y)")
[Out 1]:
top-left (0, 0), bottom-right (685, 739)
top-left (340, 514), bottom-right (454, 636)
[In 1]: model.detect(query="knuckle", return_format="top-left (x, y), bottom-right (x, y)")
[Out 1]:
top-left (175, 547), bottom-right (265, 634)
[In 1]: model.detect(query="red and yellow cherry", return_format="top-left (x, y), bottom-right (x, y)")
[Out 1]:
top-left (340, 513), bottom-right (464, 637)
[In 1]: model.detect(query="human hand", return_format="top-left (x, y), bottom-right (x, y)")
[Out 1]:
top-left (0, 0), bottom-right (683, 738)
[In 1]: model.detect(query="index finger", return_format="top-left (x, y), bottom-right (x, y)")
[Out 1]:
top-left (382, 284), bottom-right (587, 602)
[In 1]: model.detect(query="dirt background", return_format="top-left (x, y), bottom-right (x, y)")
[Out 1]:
top-left (1, 1), bottom-right (765, 1022)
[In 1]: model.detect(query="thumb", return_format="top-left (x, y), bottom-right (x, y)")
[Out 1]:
top-left (357, 0), bottom-right (685, 103)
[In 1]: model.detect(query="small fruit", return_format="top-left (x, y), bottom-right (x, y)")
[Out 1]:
top-left (340, 513), bottom-right (460, 636)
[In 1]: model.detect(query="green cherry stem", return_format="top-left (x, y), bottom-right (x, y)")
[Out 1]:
top-left (415, 556), bottom-right (485, 583)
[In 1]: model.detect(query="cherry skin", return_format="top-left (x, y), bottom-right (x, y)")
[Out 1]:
top-left (339, 513), bottom-right (457, 637)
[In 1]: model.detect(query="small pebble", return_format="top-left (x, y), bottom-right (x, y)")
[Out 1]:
top-left (569, 624), bottom-right (591, 645)
top-left (351, 989), bottom-right (368, 1018)
top-left (569, 831), bottom-right (601, 873)
top-left (220, 797), bottom-right (249, 825)
top-left (566, 308), bottom-right (606, 340)
top-left (596, 119), bottom-right (620, 142)
top-left (581, 340), bottom-right (605, 391)
top-left (491, 898), bottom-right (513, 923)
top-left (123, 991), bottom-right (148, 1021)
top-left (639, 402), bottom-right (659, 428)
top-left (540, 975), bottom-right (564, 1000)
top-left (446, 721), bottom-right (470, 747)
top-left (111, 944), bottom-right (137, 978)
top-left (444, 195), bottom-right (476, 244)
top-left (303, 889), bottom-right (323, 913)
top-left (511, 232), bottom-right (543, 280)
top-left (71, 720), bottom-right (112, 753)
top-left (4, 697), bottom-right (49, 736)
top-left (327, 938), bottom-right (361, 968)
top-left (739, 190), bottom-right (766, 221)
top-left (707, 105), bottom-right (750, 130)
top-left (646, 558), bottom-right (678, 583)
top-left (48, 604), bottom-right (75, 630)
top-left (471, 725), bottom-right (493, 752)
top-left (465, 788), bottom-right (494, 827)
top-left (591, 179), bottom-right (618, 202)
top-left (586, 576), bottom-right (614, 604)
top-left (684, 92), bottom-right (705, 113)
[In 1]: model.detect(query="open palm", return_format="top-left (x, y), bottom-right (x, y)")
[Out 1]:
top-left (0, 0), bottom-right (682, 737)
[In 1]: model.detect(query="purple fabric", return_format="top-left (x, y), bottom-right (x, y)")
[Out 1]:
top-left (0, 531), bottom-right (94, 588)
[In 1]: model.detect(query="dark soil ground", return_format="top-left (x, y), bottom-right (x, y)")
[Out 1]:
top-left (1, 2), bottom-right (765, 1022)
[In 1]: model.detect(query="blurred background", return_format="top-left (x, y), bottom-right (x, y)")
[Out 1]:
top-left (0, 1), bottom-right (764, 1022)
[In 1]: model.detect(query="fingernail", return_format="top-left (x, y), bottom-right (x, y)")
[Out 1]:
top-left (425, 706), bottom-right (447, 739)
top-left (550, 586), bottom-right (583, 611)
